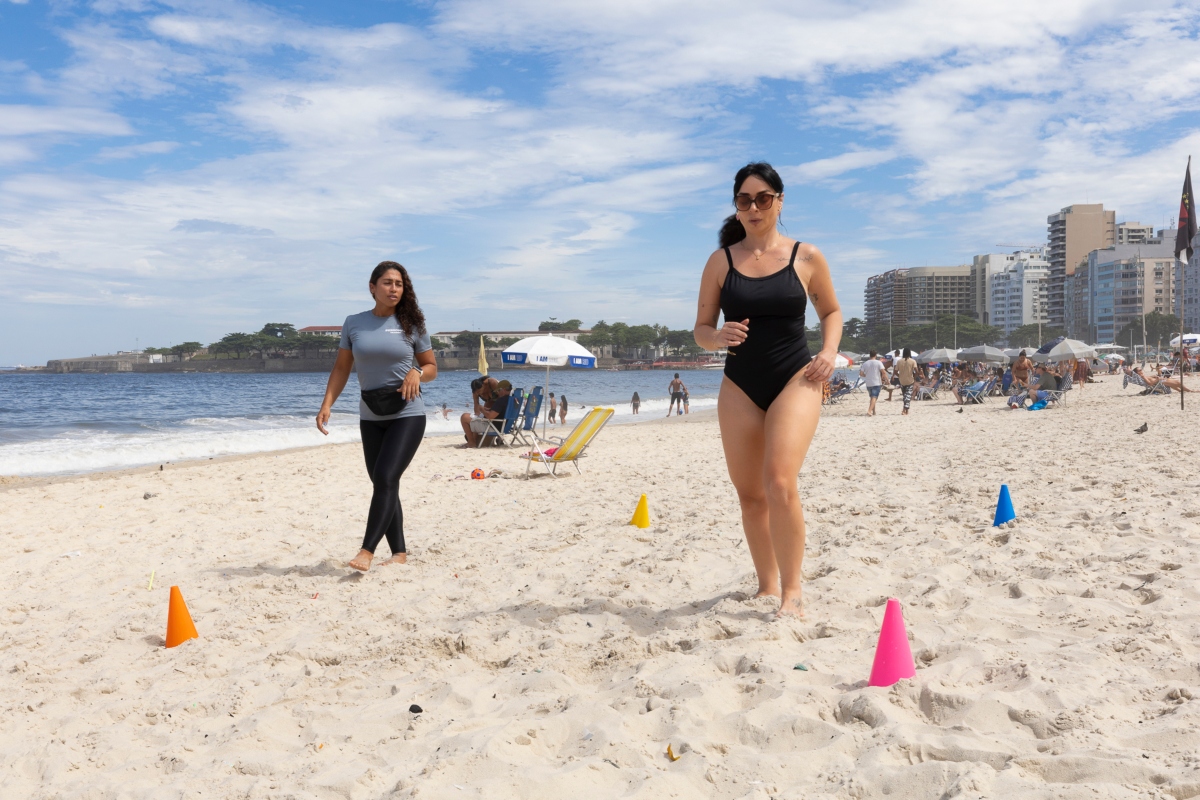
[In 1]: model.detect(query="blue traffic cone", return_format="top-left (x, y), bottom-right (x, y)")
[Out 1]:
top-left (993, 484), bottom-right (1016, 526)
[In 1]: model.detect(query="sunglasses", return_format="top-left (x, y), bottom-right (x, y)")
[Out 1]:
top-left (734, 191), bottom-right (780, 211)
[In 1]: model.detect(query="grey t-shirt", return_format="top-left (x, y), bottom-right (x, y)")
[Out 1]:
top-left (339, 311), bottom-right (433, 420)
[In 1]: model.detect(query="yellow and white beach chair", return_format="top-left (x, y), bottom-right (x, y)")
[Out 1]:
top-left (521, 407), bottom-right (614, 477)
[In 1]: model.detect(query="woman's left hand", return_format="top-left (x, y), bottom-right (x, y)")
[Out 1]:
top-left (803, 350), bottom-right (837, 383)
top-left (401, 368), bottom-right (422, 400)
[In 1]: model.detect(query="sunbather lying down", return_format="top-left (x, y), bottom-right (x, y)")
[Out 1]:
top-left (1127, 367), bottom-right (1195, 394)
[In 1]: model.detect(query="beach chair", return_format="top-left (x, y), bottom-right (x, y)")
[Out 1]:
top-left (1123, 370), bottom-right (1170, 395)
top-left (959, 378), bottom-right (992, 404)
top-left (916, 375), bottom-right (946, 401)
top-left (826, 381), bottom-right (854, 404)
top-left (1044, 373), bottom-right (1073, 407)
top-left (522, 407), bottom-right (614, 477)
top-left (508, 386), bottom-right (543, 447)
top-left (477, 388), bottom-right (523, 448)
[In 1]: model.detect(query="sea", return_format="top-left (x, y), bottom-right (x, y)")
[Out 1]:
top-left (0, 369), bottom-right (735, 477)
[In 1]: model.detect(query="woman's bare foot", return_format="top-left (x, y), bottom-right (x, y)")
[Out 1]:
top-left (348, 549), bottom-right (373, 572)
top-left (379, 553), bottom-right (407, 566)
top-left (775, 591), bottom-right (804, 619)
top-left (752, 587), bottom-right (780, 599)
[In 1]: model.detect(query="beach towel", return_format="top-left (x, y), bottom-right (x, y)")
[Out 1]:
top-left (1027, 400), bottom-right (1048, 411)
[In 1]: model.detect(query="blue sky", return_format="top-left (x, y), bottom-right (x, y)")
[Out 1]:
top-left (2, 0), bottom-right (1199, 364)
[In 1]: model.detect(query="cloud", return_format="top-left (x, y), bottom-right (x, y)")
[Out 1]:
top-left (788, 149), bottom-right (896, 183)
top-left (172, 218), bottom-right (273, 235)
top-left (96, 141), bottom-right (179, 161)
top-left (0, 105), bottom-right (131, 136)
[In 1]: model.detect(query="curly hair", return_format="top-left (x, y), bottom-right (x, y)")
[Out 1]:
top-left (369, 261), bottom-right (427, 337)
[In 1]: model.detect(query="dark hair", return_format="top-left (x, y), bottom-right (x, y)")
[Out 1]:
top-left (369, 261), bottom-right (426, 337)
top-left (470, 377), bottom-right (484, 392)
top-left (633, 392), bottom-right (640, 401)
top-left (869, 349), bottom-right (877, 358)
top-left (719, 162), bottom-right (785, 249)
top-left (674, 372), bottom-right (679, 378)
top-left (902, 347), bottom-right (911, 359)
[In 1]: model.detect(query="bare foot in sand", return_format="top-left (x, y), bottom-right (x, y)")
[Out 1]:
top-left (348, 549), bottom-right (373, 572)
top-left (378, 553), bottom-right (407, 566)
top-left (753, 583), bottom-right (780, 600)
top-left (775, 591), bottom-right (804, 619)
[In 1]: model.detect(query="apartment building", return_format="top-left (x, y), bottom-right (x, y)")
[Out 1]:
top-left (1046, 204), bottom-right (1115, 328)
top-left (988, 253), bottom-right (1051, 336)
top-left (864, 266), bottom-right (972, 327)
top-left (1174, 231), bottom-right (1200, 336)
top-left (1116, 221), bottom-right (1155, 245)
top-left (1080, 232), bottom-right (1176, 343)
top-left (970, 249), bottom-right (1047, 326)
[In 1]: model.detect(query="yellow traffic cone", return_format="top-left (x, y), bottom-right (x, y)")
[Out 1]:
top-left (630, 494), bottom-right (650, 528)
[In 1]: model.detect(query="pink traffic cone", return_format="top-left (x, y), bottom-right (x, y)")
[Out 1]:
top-left (868, 598), bottom-right (916, 687)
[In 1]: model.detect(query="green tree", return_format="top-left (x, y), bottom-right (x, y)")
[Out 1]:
top-left (170, 341), bottom-right (203, 359)
top-left (211, 332), bottom-right (255, 358)
top-left (1006, 324), bottom-right (1065, 350)
top-left (430, 337), bottom-right (449, 350)
top-left (538, 318), bottom-right (582, 331)
top-left (451, 330), bottom-right (480, 351)
top-left (1115, 312), bottom-right (1182, 350)
top-left (260, 323), bottom-right (297, 339)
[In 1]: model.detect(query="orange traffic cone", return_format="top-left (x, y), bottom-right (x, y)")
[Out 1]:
top-left (165, 585), bottom-right (199, 648)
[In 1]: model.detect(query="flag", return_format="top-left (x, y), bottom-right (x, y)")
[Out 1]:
top-left (1177, 157), bottom-right (1196, 262)
top-left (477, 335), bottom-right (488, 376)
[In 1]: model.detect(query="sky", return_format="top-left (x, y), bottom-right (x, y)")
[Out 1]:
top-left (1, 0), bottom-right (1199, 365)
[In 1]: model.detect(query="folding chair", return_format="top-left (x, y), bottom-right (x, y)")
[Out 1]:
top-left (521, 407), bottom-right (614, 477)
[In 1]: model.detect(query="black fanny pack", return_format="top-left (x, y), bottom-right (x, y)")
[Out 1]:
top-left (360, 385), bottom-right (408, 417)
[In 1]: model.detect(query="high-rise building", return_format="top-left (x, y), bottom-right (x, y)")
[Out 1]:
top-left (1116, 221), bottom-right (1155, 245)
top-left (864, 266), bottom-right (972, 328)
top-left (971, 249), bottom-right (1046, 326)
top-left (988, 252), bottom-right (1051, 336)
top-left (1174, 230), bottom-right (1199, 336)
top-left (1083, 231), bottom-right (1176, 344)
top-left (1046, 204), bottom-right (1115, 328)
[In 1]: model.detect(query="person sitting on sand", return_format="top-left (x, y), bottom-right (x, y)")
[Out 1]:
top-left (316, 260), bottom-right (437, 573)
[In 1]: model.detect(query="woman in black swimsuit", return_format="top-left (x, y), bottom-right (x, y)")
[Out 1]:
top-left (693, 162), bottom-right (842, 618)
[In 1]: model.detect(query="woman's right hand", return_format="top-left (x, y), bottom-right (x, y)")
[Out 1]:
top-left (316, 406), bottom-right (331, 435)
top-left (715, 318), bottom-right (749, 348)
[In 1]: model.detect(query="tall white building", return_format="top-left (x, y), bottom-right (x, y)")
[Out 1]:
top-left (1116, 221), bottom-right (1155, 245)
top-left (988, 251), bottom-right (1051, 336)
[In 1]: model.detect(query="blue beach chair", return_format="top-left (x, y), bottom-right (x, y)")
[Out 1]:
top-left (478, 388), bottom-right (524, 448)
top-left (509, 386), bottom-right (543, 447)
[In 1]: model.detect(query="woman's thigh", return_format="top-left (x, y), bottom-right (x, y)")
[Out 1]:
top-left (762, 373), bottom-right (823, 484)
top-left (717, 377), bottom-right (767, 497)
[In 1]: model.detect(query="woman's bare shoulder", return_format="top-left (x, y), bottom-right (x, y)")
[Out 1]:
top-left (795, 241), bottom-right (825, 262)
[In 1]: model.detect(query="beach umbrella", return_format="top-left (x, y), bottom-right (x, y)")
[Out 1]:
top-left (1043, 338), bottom-right (1096, 362)
top-left (501, 334), bottom-right (597, 437)
top-left (916, 347), bottom-right (959, 364)
top-left (1169, 333), bottom-right (1200, 347)
top-left (477, 335), bottom-right (489, 376)
top-left (1103, 353), bottom-right (1125, 363)
top-left (957, 345), bottom-right (1009, 364)
top-left (1093, 342), bottom-right (1127, 351)
top-left (834, 353), bottom-right (854, 368)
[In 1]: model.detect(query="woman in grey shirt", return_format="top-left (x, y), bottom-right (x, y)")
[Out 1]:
top-left (317, 261), bottom-right (437, 571)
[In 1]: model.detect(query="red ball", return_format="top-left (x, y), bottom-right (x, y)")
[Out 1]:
top-left (471, 468), bottom-right (485, 480)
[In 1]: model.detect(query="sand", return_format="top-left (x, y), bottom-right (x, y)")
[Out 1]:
top-left (2, 377), bottom-right (1199, 799)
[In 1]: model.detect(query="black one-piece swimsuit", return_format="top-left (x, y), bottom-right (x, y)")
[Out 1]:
top-left (720, 242), bottom-right (812, 411)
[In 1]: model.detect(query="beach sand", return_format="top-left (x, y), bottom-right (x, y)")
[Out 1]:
top-left (2, 377), bottom-right (1199, 799)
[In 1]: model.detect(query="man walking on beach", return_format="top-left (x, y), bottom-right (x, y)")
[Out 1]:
top-left (859, 350), bottom-right (887, 416)
top-left (1012, 350), bottom-right (1033, 392)
top-left (666, 373), bottom-right (687, 416)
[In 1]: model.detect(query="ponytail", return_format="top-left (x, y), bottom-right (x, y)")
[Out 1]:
top-left (718, 214), bottom-right (746, 249)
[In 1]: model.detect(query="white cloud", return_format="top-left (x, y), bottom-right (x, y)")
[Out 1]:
top-left (0, 105), bottom-right (131, 136)
top-left (96, 141), bottom-right (179, 161)
top-left (788, 149), bottom-right (896, 183)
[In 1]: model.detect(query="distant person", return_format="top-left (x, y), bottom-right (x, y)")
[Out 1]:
top-left (559, 394), bottom-right (568, 426)
top-left (1131, 367), bottom-right (1194, 394)
top-left (894, 348), bottom-right (921, 415)
top-left (691, 161), bottom-right (842, 618)
top-left (547, 392), bottom-right (557, 424)
top-left (440, 403), bottom-right (451, 420)
top-left (463, 380), bottom-right (512, 447)
top-left (666, 373), bottom-right (686, 416)
top-left (1011, 350), bottom-right (1033, 391)
top-left (631, 391), bottom-right (641, 415)
top-left (459, 376), bottom-right (498, 444)
top-left (316, 260), bottom-right (436, 573)
top-left (881, 355), bottom-right (898, 401)
top-left (858, 349), bottom-right (887, 416)
top-left (682, 388), bottom-right (690, 414)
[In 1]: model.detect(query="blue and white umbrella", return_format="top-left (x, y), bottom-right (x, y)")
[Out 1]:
top-left (501, 334), bottom-right (597, 436)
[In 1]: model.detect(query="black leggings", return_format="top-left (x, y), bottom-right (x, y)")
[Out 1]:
top-left (359, 416), bottom-right (426, 554)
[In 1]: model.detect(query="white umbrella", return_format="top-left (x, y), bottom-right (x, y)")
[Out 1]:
top-left (916, 347), bottom-right (959, 364)
top-left (1044, 338), bottom-right (1096, 362)
top-left (834, 353), bottom-right (853, 368)
top-left (501, 334), bottom-right (597, 437)
top-left (1169, 334), bottom-right (1199, 347)
top-left (1103, 353), bottom-right (1126, 362)
top-left (957, 345), bottom-right (1009, 364)
top-left (1093, 343), bottom-right (1127, 351)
